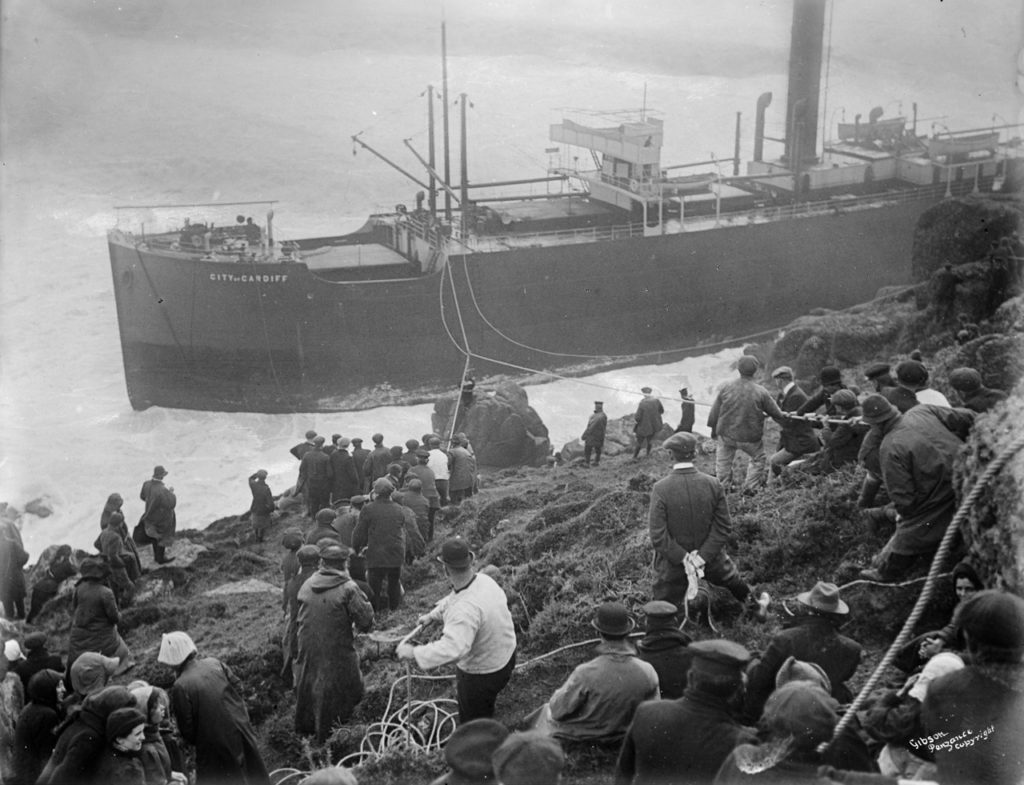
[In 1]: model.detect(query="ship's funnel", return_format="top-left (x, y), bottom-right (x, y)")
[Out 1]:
top-left (783, 0), bottom-right (826, 165)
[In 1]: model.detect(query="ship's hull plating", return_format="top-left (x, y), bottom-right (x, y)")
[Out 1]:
top-left (109, 198), bottom-right (932, 412)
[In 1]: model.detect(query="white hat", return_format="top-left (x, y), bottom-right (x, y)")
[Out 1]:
top-left (908, 652), bottom-right (964, 701)
top-left (157, 631), bottom-right (197, 666)
top-left (4, 640), bottom-right (24, 662)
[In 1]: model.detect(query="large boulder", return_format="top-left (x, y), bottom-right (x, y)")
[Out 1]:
top-left (559, 416), bottom-right (675, 463)
top-left (432, 381), bottom-right (551, 468)
top-left (911, 196), bottom-right (1023, 282)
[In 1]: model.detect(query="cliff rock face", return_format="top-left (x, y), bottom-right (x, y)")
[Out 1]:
top-left (432, 381), bottom-right (551, 468)
top-left (955, 383), bottom-right (1024, 593)
top-left (911, 196), bottom-right (1023, 281)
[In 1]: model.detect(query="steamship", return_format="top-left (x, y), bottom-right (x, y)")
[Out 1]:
top-left (107, 0), bottom-right (1018, 412)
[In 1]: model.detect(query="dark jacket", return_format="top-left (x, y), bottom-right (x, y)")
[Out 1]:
top-left (708, 378), bottom-right (783, 442)
top-left (68, 578), bottom-right (121, 662)
top-left (329, 449), bottom-right (360, 501)
top-left (289, 440), bottom-right (315, 461)
top-left (921, 664), bottom-right (1024, 785)
top-left (96, 526), bottom-right (129, 570)
top-left (776, 384), bottom-right (820, 455)
top-left (818, 407), bottom-right (868, 471)
top-left (878, 405), bottom-right (974, 555)
top-left (0, 522), bottom-right (29, 605)
top-left (351, 447), bottom-right (370, 489)
top-left (248, 475), bottom-right (274, 517)
top-left (406, 464), bottom-right (439, 502)
top-left (297, 449), bottom-right (332, 493)
top-left (170, 656), bottom-right (270, 785)
top-left (960, 387), bottom-right (1007, 413)
top-left (94, 747), bottom-right (146, 785)
top-left (744, 616), bottom-right (862, 721)
top-left (139, 479), bottom-right (176, 543)
top-left (10, 670), bottom-right (63, 785)
top-left (38, 688), bottom-right (135, 785)
top-left (582, 410), bottom-right (608, 445)
top-left (351, 498), bottom-right (425, 569)
top-left (448, 446), bottom-right (476, 492)
top-left (294, 568), bottom-right (374, 742)
top-left (283, 565), bottom-right (318, 661)
top-left (634, 396), bottom-right (665, 438)
top-left (796, 384), bottom-right (849, 417)
top-left (616, 689), bottom-right (757, 785)
top-left (138, 723), bottom-right (174, 785)
top-left (13, 649), bottom-right (64, 694)
top-left (364, 446), bottom-right (392, 483)
top-left (649, 467), bottom-right (731, 568)
top-left (636, 627), bottom-right (693, 700)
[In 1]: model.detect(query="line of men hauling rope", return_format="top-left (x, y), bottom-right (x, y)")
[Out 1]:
top-left (0, 355), bottom-right (1018, 785)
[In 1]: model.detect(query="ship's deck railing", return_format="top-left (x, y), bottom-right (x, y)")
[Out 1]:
top-left (458, 181), bottom-right (966, 252)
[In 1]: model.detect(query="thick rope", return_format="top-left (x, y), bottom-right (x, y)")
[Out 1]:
top-left (819, 432), bottom-right (1024, 754)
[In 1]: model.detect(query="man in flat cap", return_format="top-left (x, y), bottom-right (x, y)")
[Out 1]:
top-left (398, 537), bottom-right (517, 722)
top-left (350, 438), bottom-right (369, 492)
top-left (493, 731), bottom-right (564, 785)
top-left (706, 356), bottom-right (784, 494)
top-left (768, 366), bottom-right (820, 479)
top-left (633, 388), bottom-right (664, 459)
top-left (297, 436), bottom-right (333, 518)
top-left (289, 429), bottom-right (318, 461)
top-left (351, 478), bottom-right (424, 611)
top-left (247, 469), bottom-right (275, 543)
top-left (649, 432), bottom-right (769, 621)
top-left (857, 395), bottom-right (974, 582)
top-left (407, 450), bottom-right (441, 541)
top-left (581, 401), bottom-right (608, 467)
top-left (895, 359), bottom-right (949, 408)
top-left (137, 465), bottom-right (176, 564)
top-left (948, 367), bottom-right (1007, 414)
top-left (329, 437), bottom-right (360, 505)
top-left (427, 717), bottom-right (509, 785)
top-left (364, 433), bottom-right (392, 489)
top-left (635, 600), bottom-right (692, 700)
top-left (615, 639), bottom-right (756, 785)
top-left (531, 602), bottom-right (659, 743)
top-left (294, 545), bottom-right (374, 743)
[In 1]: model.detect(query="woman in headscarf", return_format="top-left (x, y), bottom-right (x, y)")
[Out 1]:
top-left (160, 631), bottom-right (270, 785)
top-left (37, 684), bottom-right (137, 785)
top-left (96, 511), bottom-right (136, 608)
top-left (66, 558), bottom-right (134, 676)
top-left (11, 668), bottom-right (64, 785)
top-left (102, 494), bottom-right (143, 582)
top-left (131, 684), bottom-right (186, 785)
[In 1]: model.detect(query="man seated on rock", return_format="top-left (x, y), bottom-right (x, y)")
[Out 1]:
top-left (615, 639), bottom-right (756, 785)
top-left (635, 600), bottom-right (692, 700)
top-left (797, 390), bottom-right (868, 476)
top-left (530, 602), bottom-right (659, 745)
top-left (744, 582), bottom-right (862, 722)
top-left (857, 395), bottom-right (974, 583)
top-left (948, 367), bottom-right (1007, 414)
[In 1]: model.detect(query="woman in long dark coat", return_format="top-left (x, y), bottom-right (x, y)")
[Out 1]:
top-left (294, 546), bottom-right (374, 743)
top-left (101, 494), bottom-right (143, 581)
top-left (0, 519), bottom-right (29, 619)
top-left (160, 632), bottom-right (270, 785)
top-left (67, 558), bottom-right (133, 675)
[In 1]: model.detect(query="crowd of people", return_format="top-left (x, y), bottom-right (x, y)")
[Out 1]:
top-left (1, 352), bottom-right (1021, 785)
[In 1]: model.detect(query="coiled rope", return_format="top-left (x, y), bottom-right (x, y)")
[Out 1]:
top-left (818, 431), bottom-right (1024, 754)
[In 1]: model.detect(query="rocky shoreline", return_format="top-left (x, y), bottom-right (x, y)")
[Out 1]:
top-left (3, 195), bottom-right (1022, 783)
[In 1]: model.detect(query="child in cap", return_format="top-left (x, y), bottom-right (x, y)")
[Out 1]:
top-left (94, 706), bottom-right (148, 785)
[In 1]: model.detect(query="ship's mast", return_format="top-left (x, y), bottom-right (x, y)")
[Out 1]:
top-left (460, 92), bottom-right (469, 236)
top-left (428, 85), bottom-right (437, 217)
top-left (442, 21), bottom-right (453, 222)
top-left (783, 0), bottom-right (826, 167)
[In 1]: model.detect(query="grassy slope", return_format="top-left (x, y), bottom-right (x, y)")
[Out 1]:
top-left (31, 441), bottom-right (959, 784)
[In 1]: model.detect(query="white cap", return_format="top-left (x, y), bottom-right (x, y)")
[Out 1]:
top-left (4, 640), bottom-right (23, 662)
top-left (908, 651), bottom-right (964, 701)
top-left (157, 631), bottom-right (197, 666)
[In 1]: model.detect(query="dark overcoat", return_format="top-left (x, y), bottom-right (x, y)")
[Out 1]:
top-left (139, 479), bottom-right (176, 543)
top-left (170, 656), bottom-right (270, 785)
top-left (615, 690), bottom-right (756, 785)
top-left (775, 385), bottom-right (820, 455)
top-left (351, 499), bottom-right (424, 569)
top-left (582, 410), bottom-right (608, 446)
top-left (634, 397), bottom-right (664, 438)
top-left (329, 449), bottom-right (360, 501)
top-left (67, 578), bottom-right (121, 665)
top-left (636, 627), bottom-right (693, 700)
top-left (294, 569), bottom-right (374, 742)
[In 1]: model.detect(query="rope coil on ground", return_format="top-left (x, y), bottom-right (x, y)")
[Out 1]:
top-left (819, 432), bottom-right (1024, 754)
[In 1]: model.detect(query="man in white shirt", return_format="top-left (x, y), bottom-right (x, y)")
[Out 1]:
top-left (397, 537), bottom-right (517, 722)
top-left (426, 436), bottom-right (452, 506)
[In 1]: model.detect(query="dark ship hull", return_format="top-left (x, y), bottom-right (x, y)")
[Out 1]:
top-left (108, 191), bottom-right (943, 413)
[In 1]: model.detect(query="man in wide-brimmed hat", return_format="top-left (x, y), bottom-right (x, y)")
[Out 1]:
top-left (397, 537), bottom-right (516, 723)
top-left (530, 602), bottom-right (659, 743)
top-left (744, 581), bottom-right (862, 722)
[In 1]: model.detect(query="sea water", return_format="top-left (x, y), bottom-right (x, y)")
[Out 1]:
top-left (1, 0), bottom-right (1019, 559)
